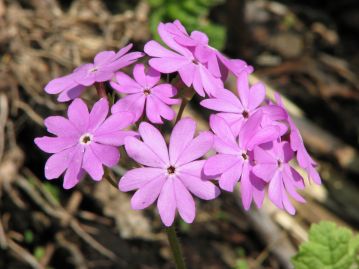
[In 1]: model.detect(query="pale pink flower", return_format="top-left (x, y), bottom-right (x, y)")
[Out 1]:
top-left (274, 93), bottom-right (321, 184)
top-left (119, 118), bottom-right (220, 226)
top-left (204, 112), bottom-right (280, 209)
top-left (144, 22), bottom-right (224, 97)
top-left (253, 141), bottom-right (305, 214)
top-left (164, 20), bottom-right (253, 80)
top-left (201, 72), bottom-right (266, 135)
top-left (45, 44), bottom-right (144, 102)
top-left (111, 64), bottom-right (180, 124)
top-left (34, 98), bottom-right (136, 189)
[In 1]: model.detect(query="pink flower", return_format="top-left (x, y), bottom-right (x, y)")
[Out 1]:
top-left (34, 98), bottom-right (136, 189)
top-left (44, 72), bottom-right (86, 102)
top-left (45, 44), bottom-right (144, 102)
top-left (253, 141), bottom-right (305, 214)
top-left (119, 118), bottom-right (220, 226)
top-left (201, 72), bottom-right (266, 135)
top-left (204, 112), bottom-right (280, 210)
top-left (274, 93), bottom-right (321, 184)
top-left (165, 20), bottom-right (253, 80)
top-left (144, 22), bottom-right (224, 97)
top-left (110, 64), bottom-right (180, 124)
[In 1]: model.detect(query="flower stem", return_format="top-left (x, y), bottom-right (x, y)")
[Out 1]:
top-left (95, 82), bottom-right (107, 99)
top-left (165, 226), bottom-right (187, 269)
top-left (175, 99), bottom-right (188, 124)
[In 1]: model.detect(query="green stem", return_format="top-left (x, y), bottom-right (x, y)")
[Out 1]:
top-left (165, 226), bottom-right (187, 269)
top-left (175, 99), bottom-right (188, 124)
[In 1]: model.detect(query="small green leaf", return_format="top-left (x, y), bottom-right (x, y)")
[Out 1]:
top-left (34, 246), bottom-right (46, 261)
top-left (292, 221), bottom-right (359, 269)
top-left (43, 182), bottom-right (60, 205)
top-left (234, 259), bottom-right (249, 269)
top-left (24, 230), bottom-right (34, 244)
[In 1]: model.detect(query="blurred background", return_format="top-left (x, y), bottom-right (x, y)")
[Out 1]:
top-left (0, 0), bottom-right (358, 268)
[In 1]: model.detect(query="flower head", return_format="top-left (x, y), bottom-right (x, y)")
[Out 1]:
top-left (144, 21), bottom-right (224, 97)
top-left (34, 98), bottom-right (136, 188)
top-left (201, 72), bottom-right (266, 135)
top-left (274, 93), bottom-right (321, 184)
top-left (253, 141), bottom-right (306, 214)
top-left (45, 44), bottom-right (144, 102)
top-left (110, 64), bottom-right (180, 124)
top-left (119, 118), bottom-right (220, 226)
top-left (164, 20), bottom-right (253, 80)
top-left (204, 112), bottom-right (280, 209)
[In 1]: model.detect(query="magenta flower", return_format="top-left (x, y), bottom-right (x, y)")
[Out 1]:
top-left (144, 21), bottom-right (224, 97)
top-left (45, 44), bottom-right (144, 102)
top-left (119, 118), bottom-right (220, 226)
top-left (204, 112), bottom-right (280, 210)
top-left (274, 93), bottom-right (321, 184)
top-left (44, 72), bottom-right (86, 102)
top-left (34, 98), bottom-right (136, 189)
top-left (253, 141), bottom-right (305, 214)
top-left (201, 72), bottom-right (266, 135)
top-left (164, 20), bottom-right (253, 80)
top-left (110, 64), bottom-right (180, 124)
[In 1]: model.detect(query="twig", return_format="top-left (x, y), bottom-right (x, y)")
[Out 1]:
top-left (7, 237), bottom-right (42, 269)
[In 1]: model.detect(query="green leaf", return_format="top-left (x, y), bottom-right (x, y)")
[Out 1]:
top-left (34, 246), bottom-right (45, 261)
top-left (24, 230), bottom-right (34, 244)
top-left (292, 221), bottom-right (359, 269)
top-left (234, 259), bottom-right (249, 269)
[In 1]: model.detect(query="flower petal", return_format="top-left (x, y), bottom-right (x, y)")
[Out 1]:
top-left (246, 126), bottom-right (281, 151)
top-left (240, 162), bottom-right (253, 210)
top-left (157, 178), bottom-right (177, 227)
top-left (119, 167), bottom-right (164, 192)
top-left (111, 72), bottom-right (141, 93)
top-left (174, 177), bottom-right (195, 224)
top-left (63, 145), bottom-right (84, 189)
top-left (248, 83), bottom-right (265, 110)
top-left (169, 118), bottom-right (196, 164)
top-left (94, 130), bottom-right (137, 146)
top-left (90, 142), bottom-right (119, 167)
top-left (131, 175), bottom-right (166, 210)
top-left (111, 94), bottom-right (145, 122)
top-left (178, 63), bottom-right (196, 87)
top-left (35, 136), bottom-right (77, 153)
top-left (94, 112), bottom-right (134, 145)
top-left (210, 114), bottom-right (237, 146)
top-left (175, 131), bottom-right (213, 166)
top-left (201, 98), bottom-right (242, 113)
top-left (148, 57), bottom-right (190, 74)
top-left (237, 72), bottom-right (250, 109)
top-left (219, 161), bottom-right (243, 192)
top-left (57, 84), bottom-right (86, 102)
top-left (44, 147), bottom-right (76, 179)
top-left (268, 171), bottom-right (284, 210)
top-left (179, 173), bottom-right (220, 200)
top-left (238, 110), bottom-right (263, 149)
top-left (82, 146), bottom-right (104, 181)
top-left (44, 116), bottom-right (79, 137)
top-left (67, 98), bottom-right (90, 132)
top-left (94, 51), bottom-right (116, 65)
top-left (204, 154), bottom-right (241, 176)
top-left (139, 122), bottom-right (169, 165)
top-left (88, 98), bottom-right (109, 132)
top-left (125, 137), bottom-right (166, 168)
top-left (145, 95), bottom-right (163, 124)
top-left (133, 64), bottom-right (154, 88)
top-left (145, 40), bottom-right (181, 58)
top-left (179, 160), bottom-right (206, 178)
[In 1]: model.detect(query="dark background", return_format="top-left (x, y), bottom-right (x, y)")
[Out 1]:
top-left (0, 0), bottom-right (358, 268)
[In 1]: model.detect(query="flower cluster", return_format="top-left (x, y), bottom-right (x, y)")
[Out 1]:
top-left (36, 20), bottom-right (321, 226)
